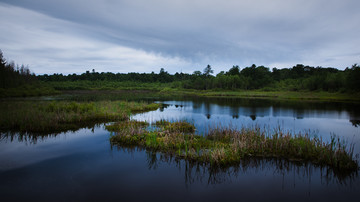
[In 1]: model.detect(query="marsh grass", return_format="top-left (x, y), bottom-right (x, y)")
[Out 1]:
top-left (154, 120), bottom-right (196, 133)
top-left (0, 84), bottom-right (60, 98)
top-left (0, 100), bottom-right (160, 134)
top-left (108, 120), bottom-right (359, 174)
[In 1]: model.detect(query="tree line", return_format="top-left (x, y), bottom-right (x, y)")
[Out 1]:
top-left (1, 49), bottom-right (359, 92)
top-left (0, 50), bottom-right (36, 89)
top-left (38, 63), bottom-right (360, 92)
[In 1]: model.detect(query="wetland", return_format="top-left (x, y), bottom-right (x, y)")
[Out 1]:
top-left (1, 91), bottom-right (360, 201)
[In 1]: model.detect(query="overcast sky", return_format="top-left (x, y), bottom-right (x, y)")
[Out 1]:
top-left (0, 0), bottom-right (359, 75)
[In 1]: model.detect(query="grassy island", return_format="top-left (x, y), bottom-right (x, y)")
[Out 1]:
top-left (108, 120), bottom-right (359, 173)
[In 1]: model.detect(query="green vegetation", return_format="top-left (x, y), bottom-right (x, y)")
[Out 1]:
top-left (108, 120), bottom-right (359, 173)
top-left (1, 49), bottom-right (360, 101)
top-left (44, 80), bottom-right (167, 91)
top-left (0, 83), bottom-right (60, 98)
top-left (38, 63), bottom-right (360, 95)
top-left (36, 62), bottom-right (360, 101)
top-left (0, 50), bottom-right (58, 98)
top-left (154, 120), bottom-right (196, 133)
top-left (0, 100), bottom-right (160, 134)
top-left (160, 89), bottom-right (360, 102)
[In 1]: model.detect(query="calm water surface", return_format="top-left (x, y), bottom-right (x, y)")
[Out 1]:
top-left (134, 98), bottom-right (360, 152)
top-left (1, 97), bottom-right (360, 201)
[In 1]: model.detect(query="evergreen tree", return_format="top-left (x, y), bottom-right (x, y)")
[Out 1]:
top-left (203, 64), bottom-right (213, 77)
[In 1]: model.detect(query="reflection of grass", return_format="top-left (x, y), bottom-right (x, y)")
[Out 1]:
top-left (0, 101), bottom-right (160, 134)
top-left (108, 120), bottom-right (359, 173)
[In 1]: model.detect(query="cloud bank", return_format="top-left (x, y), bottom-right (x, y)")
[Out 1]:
top-left (0, 0), bottom-right (359, 74)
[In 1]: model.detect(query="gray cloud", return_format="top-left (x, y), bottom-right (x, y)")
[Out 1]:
top-left (0, 0), bottom-right (359, 74)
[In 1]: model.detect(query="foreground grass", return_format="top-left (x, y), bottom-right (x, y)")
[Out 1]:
top-left (0, 100), bottom-right (160, 134)
top-left (108, 120), bottom-right (358, 174)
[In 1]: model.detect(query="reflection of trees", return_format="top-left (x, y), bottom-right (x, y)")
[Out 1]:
top-left (0, 131), bottom-right (57, 144)
top-left (204, 102), bottom-right (211, 116)
top-left (112, 145), bottom-right (358, 187)
top-left (54, 91), bottom-right (360, 121)
top-left (0, 123), bottom-right (102, 144)
top-left (350, 120), bottom-right (360, 127)
top-left (159, 104), bottom-right (170, 112)
top-left (179, 96), bottom-right (360, 122)
top-left (249, 115), bottom-right (256, 121)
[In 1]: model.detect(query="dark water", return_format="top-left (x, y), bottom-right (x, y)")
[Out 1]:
top-left (1, 97), bottom-right (360, 201)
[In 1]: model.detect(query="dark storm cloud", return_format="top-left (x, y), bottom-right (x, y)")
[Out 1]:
top-left (0, 0), bottom-right (359, 74)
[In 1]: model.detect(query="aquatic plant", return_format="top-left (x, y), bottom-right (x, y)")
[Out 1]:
top-left (109, 120), bottom-right (359, 174)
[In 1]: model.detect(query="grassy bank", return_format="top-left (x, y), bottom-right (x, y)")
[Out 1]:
top-left (108, 120), bottom-right (359, 174)
top-left (3, 82), bottom-right (360, 102)
top-left (0, 100), bottom-right (160, 134)
top-left (35, 78), bottom-right (360, 102)
top-left (47, 80), bottom-right (167, 91)
top-left (159, 88), bottom-right (360, 102)
top-left (57, 87), bottom-right (360, 102)
top-left (0, 83), bottom-right (60, 98)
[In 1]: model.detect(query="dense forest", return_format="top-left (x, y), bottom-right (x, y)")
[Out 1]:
top-left (38, 64), bottom-right (360, 92)
top-left (1, 49), bottom-right (360, 94)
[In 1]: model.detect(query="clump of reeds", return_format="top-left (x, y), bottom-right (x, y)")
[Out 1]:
top-left (154, 119), bottom-right (195, 133)
top-left (108, 120), bottom-right (359, 173)
top-left (129, 102), bottom-right (161, 113)
top-left (106, 120), bottom-right (149, 132)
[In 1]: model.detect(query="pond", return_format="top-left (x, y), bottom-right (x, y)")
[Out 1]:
top-left (1, 96), bottom-right (360, 201)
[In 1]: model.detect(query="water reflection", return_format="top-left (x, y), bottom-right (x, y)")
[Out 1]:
top-left (112, 145), bottom-right (358, 187)
top-left (133, 98), bottom-right (360, 151)
top-left (0, 123), bottom-right (102, 144)
top-left (159, 97), bottom-right (360, 121)
top-left (23, 92), bottom-right (360, 121)
top-left (1, 120), bottom-right (359, 201)
top-left (350, 120), bottom-right (360, 127)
